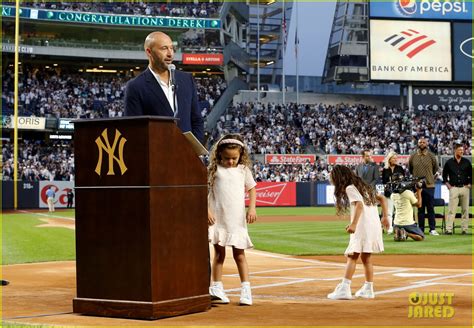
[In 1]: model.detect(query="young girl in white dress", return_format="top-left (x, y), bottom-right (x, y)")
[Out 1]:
top-left (328, 165), bottom-right (389, 300)
top-left (207, 134), bottom-right (257, 305)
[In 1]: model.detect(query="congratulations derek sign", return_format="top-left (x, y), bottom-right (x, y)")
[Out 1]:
top-left (1, 6), bottom-right (221, 29)
top-left (370, 20), bottom-right (451, 81)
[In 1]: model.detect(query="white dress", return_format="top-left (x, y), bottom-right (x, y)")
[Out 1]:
top-left (208, 164), bottom-right (257, 249)
top-left (344, 185), bottom-right (384, 256)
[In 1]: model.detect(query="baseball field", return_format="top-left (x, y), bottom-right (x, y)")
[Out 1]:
top-left (1, 207), bottom-right (472, 326)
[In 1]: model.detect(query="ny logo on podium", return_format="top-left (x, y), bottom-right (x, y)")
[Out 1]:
top-left (95, 128), bottom-right (128, 176)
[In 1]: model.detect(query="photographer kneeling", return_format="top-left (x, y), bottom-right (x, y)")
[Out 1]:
top-left (390, 179), bottom-right (425, 242)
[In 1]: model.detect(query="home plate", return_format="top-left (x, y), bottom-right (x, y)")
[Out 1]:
top-left (393, 273), bottom-right (442, 277)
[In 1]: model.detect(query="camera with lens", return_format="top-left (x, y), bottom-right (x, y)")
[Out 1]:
top-left (385, 173), bottom-right (426, 194)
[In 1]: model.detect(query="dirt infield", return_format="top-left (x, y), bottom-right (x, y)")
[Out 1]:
top-left (2, 252), bottom-right (472, 326)
top-left (2, 212), bottom-right (472, 326)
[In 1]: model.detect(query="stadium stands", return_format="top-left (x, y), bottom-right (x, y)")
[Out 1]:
top-left (2, 67), bottom-right (227, 119)
top-left (4, 99), bottom-right (468, 182)
top-left (2, 140), bottom-right (74, 181)
top-left (210, 102), bottom-right (471, 156)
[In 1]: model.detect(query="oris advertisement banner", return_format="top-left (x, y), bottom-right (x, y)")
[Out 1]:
top-left (245, 182), bottom-right (296, 207)
top-left (452, 23), bottom-right (473, 82)
top-left (369, 0), bottom-right (472, 21)
top-left (3, 116), bottom-right (46, 130)
top-left (413, 87), bottom-right (472, 111)
top-left (39, 181), bottom-right (75, 209)
top-left (370, 20), bottom-right (451, 81)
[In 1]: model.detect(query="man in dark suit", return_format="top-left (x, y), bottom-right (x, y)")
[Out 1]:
top-left (124, 31), bottom-right (204, 142)
top-left (355, 149), bottom-right (380, 186)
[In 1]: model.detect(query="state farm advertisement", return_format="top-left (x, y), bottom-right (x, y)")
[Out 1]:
top-left (265, 154), bottom-right (316, 165)
top-left (370, 20), bottom-right (451, 81)
top-left (39, 181), bottom-right (74, 209)
top-left (182, 53), bottom-right (223, 65)
top-left (327, 155), bottom-right (409, 165)
top-left (245, 182), bottom-right (296, 207)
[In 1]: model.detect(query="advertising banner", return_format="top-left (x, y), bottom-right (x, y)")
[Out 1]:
top-left (3, 116), bottom-right (46, 130)
top-left (39, 181), bottom-right (74, 209)
top-left (327, 155), bottom-right (409, 165)
top-left (413, 87), bottom-right (472, 111)
top-left (58, 119), bottom-right (75, 130)
top-left (182, 54), bottom-right (223, 65)
top-left (265, 154), bottom-right (316, 165)
top-left (2, 6), bottom-right (221, 29)
top-left (369, 0), bottom-right (472, 21)
top-left (245, 182), bottom-right (296, 207)
top-left (452, 22), bottom-right (473, 82)
top-left (370, 20), bottom-right (451, 81)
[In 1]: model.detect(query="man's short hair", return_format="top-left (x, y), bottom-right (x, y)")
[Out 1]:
top-left (453, 143), bottom-right (463, 150)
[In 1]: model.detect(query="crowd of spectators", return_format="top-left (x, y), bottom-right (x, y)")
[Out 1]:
top-left (2, 68), bottom-right (127, 119)
top-left (196, 75), bottom-right (226, 117)
top-left (212, 102), bottom-right (307, 155)
top-left (17, 1), bottom-right (221, 18)
top-left (212, 102), bottom-right (471, 157)
top-left (2, 68), bottom-right (227, 120)
top-left (2, 86), bottom-right (470, 182)
top-left (2, 141), bottom-right (74, 181)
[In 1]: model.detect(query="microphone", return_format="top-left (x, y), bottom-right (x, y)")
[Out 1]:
top-left (168, 64), bottom-right (177, 115)
top-left (168, 64), bottom-right (176, 90)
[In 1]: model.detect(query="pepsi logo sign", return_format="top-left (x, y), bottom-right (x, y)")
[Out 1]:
top-left (397, 0), bottom-right (417, 15)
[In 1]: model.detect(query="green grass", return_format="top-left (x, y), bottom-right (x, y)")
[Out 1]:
top-left (248, 221), bottom-right (473, 256)
top-left (257, 206), bottom-right (336, 216)
top-left (2, 211), bottom-right (76, 265)
top-left (2, 208), bottom-right (472, 264)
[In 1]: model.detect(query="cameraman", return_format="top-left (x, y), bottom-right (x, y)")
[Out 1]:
top-left (390, 181), bottom-right (425, 241)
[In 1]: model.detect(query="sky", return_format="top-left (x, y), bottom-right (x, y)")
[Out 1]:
top-left (283, 1), bottom-right (337, 77)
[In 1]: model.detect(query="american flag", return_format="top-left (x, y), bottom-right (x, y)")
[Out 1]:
top-left (282, 11), bottom-right (287, 47)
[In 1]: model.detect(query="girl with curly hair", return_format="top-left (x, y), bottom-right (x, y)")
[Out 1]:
top-left (207, 134), bottom-right (257, 306)
top-left (327, 165), bottom-right (389, 300)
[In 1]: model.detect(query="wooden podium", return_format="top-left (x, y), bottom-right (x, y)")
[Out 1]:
top-left (72, 116), bottom-right (211, 319)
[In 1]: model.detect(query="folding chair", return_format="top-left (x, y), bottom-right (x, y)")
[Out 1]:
top-left (433, 198), bottom-right (446, 233)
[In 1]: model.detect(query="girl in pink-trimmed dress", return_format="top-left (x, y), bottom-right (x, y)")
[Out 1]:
top-left (327, 165), bottom-right (389, 300)
top-left (207, 134), bottom-right (257, 305)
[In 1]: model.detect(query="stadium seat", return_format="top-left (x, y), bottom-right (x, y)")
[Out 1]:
top-left (433, 198), bottom-right (446, 233)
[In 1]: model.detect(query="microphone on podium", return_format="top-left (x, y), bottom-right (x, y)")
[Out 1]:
top-left (168, 64), bottom-right (176, 91)
top-left (168, 64), bottom-right (177, 115)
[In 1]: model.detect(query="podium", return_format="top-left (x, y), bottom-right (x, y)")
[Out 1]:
top-left (72, 116), bottom-right (211, 319)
